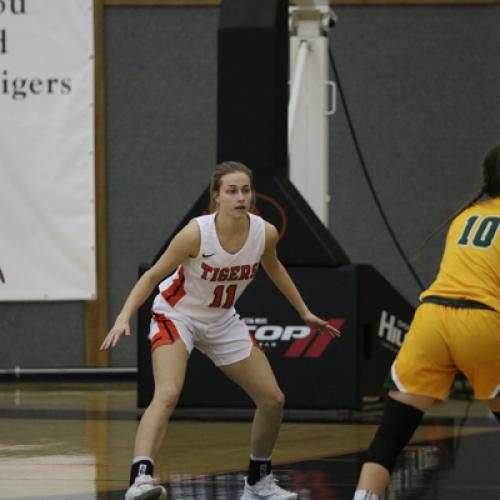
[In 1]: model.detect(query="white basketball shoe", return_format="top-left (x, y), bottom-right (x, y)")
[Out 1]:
top-left (241, 474), bottom-right (298, 499)
top-left (125, 474), bottom-right (167, 500)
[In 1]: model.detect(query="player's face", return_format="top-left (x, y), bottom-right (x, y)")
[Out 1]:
top-left (215, 172), bottom-right (253, 216)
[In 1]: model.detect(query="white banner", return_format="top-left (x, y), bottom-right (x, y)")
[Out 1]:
top-left (0, 0), bottom-right (95, 300)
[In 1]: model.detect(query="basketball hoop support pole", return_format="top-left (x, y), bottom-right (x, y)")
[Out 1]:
top-left (288, 2), bottom-right (337, 226)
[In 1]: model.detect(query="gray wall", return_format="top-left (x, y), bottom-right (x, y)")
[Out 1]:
top-left (1, 5), bottom-right (499, 368)
top-left (331, 5), bottom-right (500, 303)
top-left (105, 6), bottom-right (218, 366)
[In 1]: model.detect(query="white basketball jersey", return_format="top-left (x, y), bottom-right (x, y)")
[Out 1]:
top-left (153, 213), bottom-right (266, 323)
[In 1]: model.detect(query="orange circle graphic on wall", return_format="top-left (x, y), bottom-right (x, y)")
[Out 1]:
top-left (251, 192), bottom-right (288, 240)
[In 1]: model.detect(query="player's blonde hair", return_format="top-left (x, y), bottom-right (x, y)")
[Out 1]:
top-left (209, 161), bottom-right (256, 211)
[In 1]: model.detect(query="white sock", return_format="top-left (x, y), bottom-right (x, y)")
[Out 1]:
top-left (250, 454), bottom-right (272, 461)
top-left (353, 490), bottom-right (379, 500)
top-left (132, 456), bottom-right (155, 465)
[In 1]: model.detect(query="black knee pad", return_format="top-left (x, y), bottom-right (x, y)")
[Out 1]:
top-left (493, 412), bottom-right (500, 423)
top-left (364, 396), bottom-right (424, 473)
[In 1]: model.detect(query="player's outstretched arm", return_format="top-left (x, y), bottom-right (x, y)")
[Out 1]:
top-left (260, 222), bottom-right (340, 338)
top-left (99, 220), bottom-right (200, 350)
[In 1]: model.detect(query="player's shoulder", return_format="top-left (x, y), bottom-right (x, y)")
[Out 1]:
top-left (464, 197), bottom-right (500, 214)
top-left (263, 220), bottom-right (279, 243)
top-left (185, 218), bottom-right (201, 232)
top-left (176, 218), bottom-right (201, 248)
top-left (192, 213), bottom-right (215, 226)
top-left (478, 196), bottom-right (500, 214)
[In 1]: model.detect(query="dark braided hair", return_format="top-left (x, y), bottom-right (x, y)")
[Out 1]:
top-left (412, 144), bottom-right (500, 260)
top-left (483, 144), bottom-right (500, 197)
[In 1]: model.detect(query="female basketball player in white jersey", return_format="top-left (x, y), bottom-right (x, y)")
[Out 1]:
top-left (100, 161), bottom-right (340, 500)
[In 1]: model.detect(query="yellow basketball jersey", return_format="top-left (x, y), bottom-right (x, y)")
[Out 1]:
top-left (420, 197), bottom-right (500, 312)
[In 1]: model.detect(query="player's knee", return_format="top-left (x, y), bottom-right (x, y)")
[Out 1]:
top-left (275, 389), bottom-right (285, 409)
top-left (364, 395), bottom-right (424, 473)
top-left (152, 383), bottom-right (182, 411)
top-left (258, 388), bottom-right (285, 412)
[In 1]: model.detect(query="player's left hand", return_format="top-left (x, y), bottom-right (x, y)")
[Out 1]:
top-left (301, 311), bottom-right (341, 337)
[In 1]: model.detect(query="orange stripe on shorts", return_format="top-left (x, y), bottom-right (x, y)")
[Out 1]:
top-left (150, 314), bottom-right (180, 353)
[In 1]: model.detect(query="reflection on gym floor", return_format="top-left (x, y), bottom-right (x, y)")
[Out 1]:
top-left (0, 382), bottom-right (499, 499)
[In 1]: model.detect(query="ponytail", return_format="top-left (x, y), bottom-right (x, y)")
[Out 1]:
top-left (412, 144), bottom-right (500, 261)
top-left (483, 144), bottom-right (500, 197)
top-left (410, 188), bottom-right (485, 262)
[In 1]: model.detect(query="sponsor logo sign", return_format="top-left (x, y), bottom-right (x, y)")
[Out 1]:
top-left (377, 310), bottom-right (409, 352)
top-left (244, 317), bottom-right (345, 358)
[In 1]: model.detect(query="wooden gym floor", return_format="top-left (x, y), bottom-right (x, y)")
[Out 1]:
top-left (0, 381), bottom-right (499, 499)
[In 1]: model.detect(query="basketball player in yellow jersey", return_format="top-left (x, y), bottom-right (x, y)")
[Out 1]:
top-left (353, 144), bottom-right (500, 500)
top-left (100, 161), bottom-right (340, 500)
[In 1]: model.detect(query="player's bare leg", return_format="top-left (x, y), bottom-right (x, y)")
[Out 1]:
top-left (221, 347), bottom-right (284, 456)
top-left (221, 347), bottom-right (297, 499)
top-left (134, 341), bottom-right (189, 456)
top-left (126, 341), bottom-right (189, 500)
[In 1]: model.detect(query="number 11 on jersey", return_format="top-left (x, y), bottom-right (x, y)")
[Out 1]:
top-left (209, 284), bottom-right (237, 308)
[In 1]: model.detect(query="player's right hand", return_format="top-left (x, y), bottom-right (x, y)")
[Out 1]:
top-left (99, 321), bottom-right (131, 350)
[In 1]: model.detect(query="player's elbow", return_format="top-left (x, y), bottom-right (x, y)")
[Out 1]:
top-left (142, 268), bottom-right (163, 289)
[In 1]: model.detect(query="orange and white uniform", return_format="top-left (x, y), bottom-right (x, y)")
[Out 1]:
top-left (391, 197), bottom-right (500, 400)
top-left (148, 212), bottom-right (265, 366)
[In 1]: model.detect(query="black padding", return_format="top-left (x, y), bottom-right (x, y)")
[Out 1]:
top-left (493, 411), bottom-right (500, 423)
top-left (217, 0), bottom-right (288, 175)
top-left (365, 396), bottom-right (424, 473)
